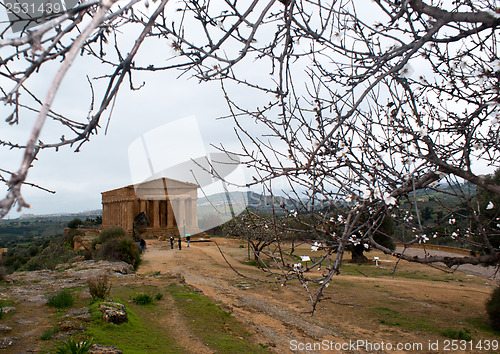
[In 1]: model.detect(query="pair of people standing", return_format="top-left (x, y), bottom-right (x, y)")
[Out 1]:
top-left (170, 236), bottom-right (190, 249)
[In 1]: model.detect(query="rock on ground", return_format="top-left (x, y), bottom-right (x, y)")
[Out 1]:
top-left (99, 302), bottom-right (128, 324)
top-left (89, 344), bottom-right (123, 354)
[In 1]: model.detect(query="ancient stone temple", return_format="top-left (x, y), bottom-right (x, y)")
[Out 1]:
top-left (101, 177), bottom-right (199, 237)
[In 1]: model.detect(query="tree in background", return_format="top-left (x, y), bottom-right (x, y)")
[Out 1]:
top-left (473, 168), bottom-right (500, 253)
top-left (350, 214), bottom-right (396, 264)
top-left (67, 218), bottom-right (83, 229)
top-left (222, 213), bottom-right (279, 263)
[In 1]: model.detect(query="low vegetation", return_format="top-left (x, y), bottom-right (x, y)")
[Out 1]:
top-left (95, 238), bottom-right (141, 269)
top-left (132, 293), bottom-right (153, 305)
top-left (85, 287), bottom-right (182, 353)
top-left (54, 337), bottom-right (94, 354)
top-left (0, 217), bottom-right (142, 276)
top-left (167, 283), bottom-right (268, 353)
top-left (0, 216), bottom-right (101, 274)
top-left (486, 286), bottom-right (500, 331)
top-left (88, 274), bottom-right (112, 301)
top-left (0, 214), bottom-right (498, 352)
top-left (47, 289), bottom-right (74, 309)
top-left (41, 326), bottom-right (59, 341)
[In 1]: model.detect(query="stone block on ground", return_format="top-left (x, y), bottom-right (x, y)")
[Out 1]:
top-left (0, 307), bottom-right (16, 314)
top-left (0, 337), bottom-right (14, 349)
top-left (63, 307), bottom-right (92, 322)
top-left (58, 320), bottom-right (87, 332)
top-left (99, 302), bottom-right (127, 324)
top-left (0, 324), bottom-right (11, 333)
top-left (89, 344), bottom-right (123, 353)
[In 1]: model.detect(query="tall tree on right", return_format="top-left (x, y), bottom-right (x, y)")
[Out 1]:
top-left (474, 169), bottom-right (500, 253)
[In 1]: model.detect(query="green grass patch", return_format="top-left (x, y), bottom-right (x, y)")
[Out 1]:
top-left (47, 289), bottom-right (74, 308)
top-left (372, 306), bottom-right (438, 332)
top-left (0, 299), bottom-right (15, 307)
top-left (133, 293), bottom-right (153, 305)
top-left (373, 307), bottom-right (399, 315)
top-left (41, 325), bottom-right (59, 341)
top-left (466, 317), bottom-right (500, 336)
top-left (243, 259), bottom-right (269, 268)
top-left (167, 283), bottom-right (268, 353)
top-left (0, 299), bottom-right (15, 319)
top-left (86, 299), bottom-right (182, 353)
top-left (440, 328), bottom-right (472, 340)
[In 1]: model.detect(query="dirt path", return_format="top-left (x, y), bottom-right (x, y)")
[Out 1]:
top-left (138, 240), bottom-right (345, 352)
top-left (138, 238), bottom-right (498, 354)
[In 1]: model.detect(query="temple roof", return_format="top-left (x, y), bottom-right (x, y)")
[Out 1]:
top-left (102, 177), bottom-right (199, 199)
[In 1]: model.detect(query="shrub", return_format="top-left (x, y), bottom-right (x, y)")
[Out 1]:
top-left (47, 289), bottom-right (74, 308)
top-left (28, 244), bottom-right (40, 257)
top-left (96, 238), bottom-right (141, 269)
top-left (23, 238), bottom-right (76, 271)
top-left (83, 249), bottom-right (93, 260)
top-left (98, 226), bottom-right (126, 244)
top-left (155, 292), bottom-right (163, 301)
top-left (41, 325), bottom-right (58, 341)
top-left (87, 274), bottom-right (111, 300)
top-left (486, 286), bottom-right (500, 330)
top-left (54, 338), bottom-right (93, 354)
top-left (4, 255), bottom-right (27, 272)
top-left (65, 229), bottom-right (85, 247)
top-left (133, 293), bottom-right (153, 305)
top-left (0, 266), bottom-right (6, 282)
top-left (440, 328), bottom-right (472, 340)
top-left (67, 218), bottom-right (84, 229)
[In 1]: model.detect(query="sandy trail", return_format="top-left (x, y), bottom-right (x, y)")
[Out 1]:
top-left (138, 240), bottom-right (341, 352)
top-left (138, 238), bottom-right (498, 354)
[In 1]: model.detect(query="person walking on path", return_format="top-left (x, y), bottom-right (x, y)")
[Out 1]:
top-left (178, 237), bottom-right (182, 250)
top-left (186, 235), bottom-right (191, 247)
top-left (170, 236), bottom-right (174, 250)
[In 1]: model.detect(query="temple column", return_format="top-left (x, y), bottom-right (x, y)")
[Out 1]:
top-left (132, 199), bottom-right (140, 218)
top-left (118, 202), bottom-right (125, 227)
top-left (173, 198), bottom-right (181, 228)
top-left (167, 199), bottom-right (174, 228)
top-left (190, 198), bottom-right (198, 228)
top-left (185, 198), bottom-right (193, 227)
top-left (126, 201), bottom-right (134, 232)
top-left (153, 200), bottom-right (160, 228)
top-left (179, 198), bottom-right (186, 235)
top-left (160, 201), bottom-right (167, 226)
top-left (147, 200), bottom-right (153, 225)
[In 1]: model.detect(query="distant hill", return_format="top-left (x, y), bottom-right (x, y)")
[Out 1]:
top-left (198, 191), bottom-right (295, 208)
top-left (13, 210), bottom-right (102, 222)
top-left (197, 191), bottom-right (296, 216)
top-left (5, 182), bottom-right (474, 222)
